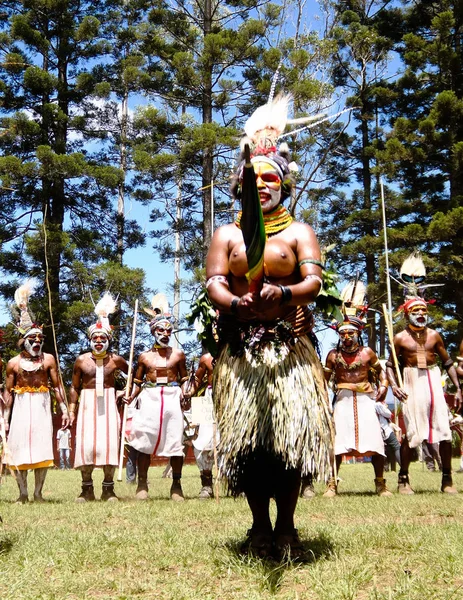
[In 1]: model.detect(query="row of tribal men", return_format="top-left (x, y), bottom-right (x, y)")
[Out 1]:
top-left (310, 295), bottom-right (463, 498)
top-left (1, 287), bottom-right (213, 504)
top-left (2, 283), bottom-right (463, 504)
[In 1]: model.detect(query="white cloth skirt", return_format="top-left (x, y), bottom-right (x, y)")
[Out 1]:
top-left (8, 391), bottom-right (54, 469)
top-left (403, 365), bottom-right (451, 449)
top-left (74, 388), bottom-right (120, 468)
top-left (334, 389), bottom-right (385, 457)
top-left (127, 386), bottom-right (184, 456)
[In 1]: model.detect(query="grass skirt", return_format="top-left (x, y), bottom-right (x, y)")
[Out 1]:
top-left (213, 334), bottom-right (333, 495)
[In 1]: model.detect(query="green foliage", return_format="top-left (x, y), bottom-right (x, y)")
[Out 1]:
top-left (185, 288), bottom-right (218, 357)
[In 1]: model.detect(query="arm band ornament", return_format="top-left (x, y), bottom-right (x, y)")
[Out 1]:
top-left (323, 366), bottom-right (333, 374)
top-left (133, 378), bottom-right (144, 385)
top-left (443, 358), bottom-right (454, 370)
top-left (298, 258), bottom-right (325, 270)
top-left (206, 275), bottom-right (229, 289)
top-left (68, 403), bottom-right (77, 413)
top-left (230, 297), bottom-right (239, 314)
top-left (385, 359), bottom-right (394, 369)
top-left (278, 285), bottom-right (292, 305)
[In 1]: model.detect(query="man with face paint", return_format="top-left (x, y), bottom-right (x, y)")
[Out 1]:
top-left (206, 96), bottom-right (332, 559)
top-left (69, 318), bottom-right (128, 502)
top-left (125, 304), bottom-right (190, 501)
top-left (387, 297), bottom-right (462, 494)
top-left (323, 317), bottom-right (392, 497)
top-left (4, 322), bottom-right (69, 503)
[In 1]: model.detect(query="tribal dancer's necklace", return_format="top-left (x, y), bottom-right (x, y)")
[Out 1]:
top-left (235, 205), bottom-right (293, 236)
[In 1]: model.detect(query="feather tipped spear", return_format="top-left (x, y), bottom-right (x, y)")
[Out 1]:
top-left (240, 144), bottom-right (266, 294)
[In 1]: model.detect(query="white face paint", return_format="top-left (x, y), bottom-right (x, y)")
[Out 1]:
top-left (408, 309), bottom-right (428, 329)
top-left (90, 333), bottom-right (109, 356)
top-left (152, 325), bottom-right (172, 348)
top-left (24, 333), bottom-right (44, 357)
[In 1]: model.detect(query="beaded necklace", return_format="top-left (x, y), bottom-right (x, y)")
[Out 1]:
top-left (235, 205), bottom-right (293, 236)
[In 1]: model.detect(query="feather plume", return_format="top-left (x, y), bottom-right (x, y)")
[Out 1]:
top-left (340, 280), bottom-right (366, 316)
top-left (14, 279), bottom-right (37, 309)
top-left (400, 252), bottom-right (426, 279)
top-left (94, 292), bottom-right (117, 318)
top-left (150, 293), bottom-right (169, 315)
top-left (244, 94), bottom-right (291, 144)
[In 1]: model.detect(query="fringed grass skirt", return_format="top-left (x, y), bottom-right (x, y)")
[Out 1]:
top-left (213, 334), bottom-right (333, 495)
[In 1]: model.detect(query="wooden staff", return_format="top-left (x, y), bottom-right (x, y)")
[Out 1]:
top-left (382, 302), bottom-right (404, 390)
top-left (117, 299), bottom-right (139, 482)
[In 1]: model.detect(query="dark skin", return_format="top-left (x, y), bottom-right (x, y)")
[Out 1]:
top-left (69, 343), bottom-right (128, 427)
top-left (126, 327), bottom-right (189, 476)
top-left (190, 352), bottom-right (214, 395)
top-left (387, 316), bottom-right (462, 474)
top-left (325, 335), bottom-right (388, 477)
top-left (4, 336), bottom-right (69, 430)
top-left (454, 338), bottom-right (463, 381)
top-left (206, 164), bottom-right (322, 538)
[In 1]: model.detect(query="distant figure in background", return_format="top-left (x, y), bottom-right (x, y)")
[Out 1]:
top-left (375, 400), bottom-right (401, 470)
top-left (421, 440), bottom-right (442, 472)
top-left (56, 426), bottom-right (72, 470)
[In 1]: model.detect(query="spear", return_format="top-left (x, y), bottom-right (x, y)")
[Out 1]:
top-left (117, 299), bottom-right (139, 482)
top-left (241, 144), bottom-right (266, 294)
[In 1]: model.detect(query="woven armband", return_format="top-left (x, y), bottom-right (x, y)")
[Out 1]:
top-left (206, 275), bottom-right (229, 289)
top-left (385, 359), bottom-right (394, 369)
top-left (298, 258), bottom-right (325, 270)
top-left (133, 378), bottom-right (144, 385)
top-left (278, 285), bottom-right (292, 305)
top-left (443, 358), bottom-right (454, 370)
top-left (230, 297), bottom-right (239, 314)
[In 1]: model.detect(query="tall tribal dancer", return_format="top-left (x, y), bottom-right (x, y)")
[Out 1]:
top-left (70, 293), bottom-right (128, 502)
top-left (387, 253), bottom-right (462, 494)
top-left (206, 94), bottom-right (333, 560)
top-left (4, 281), bottom-right (69, 503)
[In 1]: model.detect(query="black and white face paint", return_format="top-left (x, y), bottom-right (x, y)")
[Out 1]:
top-left (24, 333), bottom-right (44, 357)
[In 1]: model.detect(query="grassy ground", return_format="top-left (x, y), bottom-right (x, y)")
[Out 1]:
top-left (1, 461), bottom-right (463, 600)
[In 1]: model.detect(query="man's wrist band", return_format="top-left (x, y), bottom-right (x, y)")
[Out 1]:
top-left (278, 285), bottom-right (292, 305)
top-left (230, 297), bottom-right (239, 314)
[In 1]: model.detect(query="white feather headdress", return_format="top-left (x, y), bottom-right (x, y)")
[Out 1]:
top-left (144, 293), bottom-right (173, 328)
top-left (14, 279), bottom-right (41, 335)
top-left (88, 292), bottom-right (117, 338)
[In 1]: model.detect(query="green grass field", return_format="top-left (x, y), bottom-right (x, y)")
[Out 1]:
top-left (1, 461), bottom-right (463, 600)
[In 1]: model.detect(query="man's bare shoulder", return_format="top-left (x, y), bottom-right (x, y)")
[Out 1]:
top-left (362, 347), bottom-right (378, 361)
top-left (325, 349), bottom-right (337, 363)
top-left (7, 355), bottom-right (20, 369)
top-left (394, 330), bottom-right (410, 343)
top-left (42, 352), bottom-right (58, 366)
top-left (112, 354), bottom-right (128, 367)
top-left (75, 352), bottom-right (92, 362)
top-left (171, 348), bottom-right (186, 361)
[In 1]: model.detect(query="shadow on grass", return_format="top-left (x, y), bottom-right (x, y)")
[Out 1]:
top-left (0, 536), bottom-right (14, 556)
top-left (216, 532), bottom-right (334, 593)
